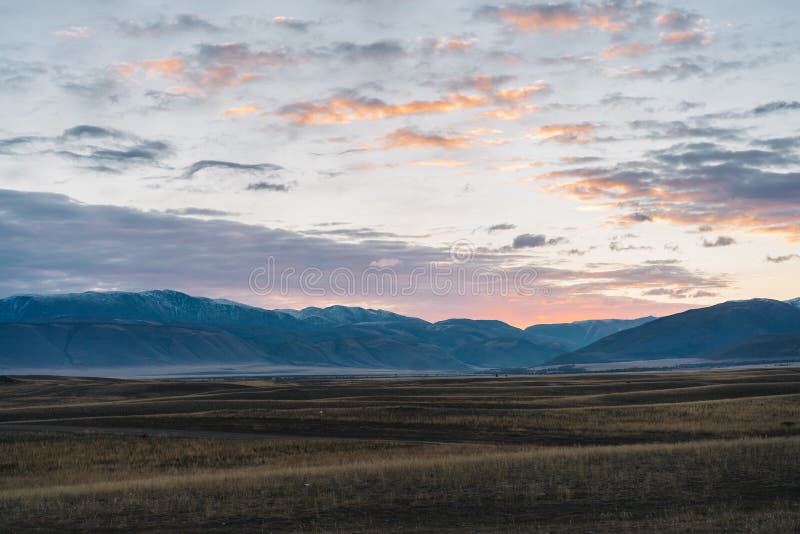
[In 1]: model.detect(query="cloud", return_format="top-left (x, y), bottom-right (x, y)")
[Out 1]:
top-left (532, 123), bottom-right (597, 143)
top-left (492, 81), bottom-right (549, 102)
top-left (421, 36), bottom-right (479, 53)
top-left (446, 75), bottom-right (515, 93)
top-left (328, 40), bottom-right (405, 62)
top-left (0, 189), bottom-right (726, 321)
top-left (609, 239), bottom-right (652, 251)
top-left (531, 140), bottom-right (800, 241)
top-left (246, 182), bottom-right (290, 192)
top-left (223, 104), bottom-right (261, 116)
top-left (643, 287), bottom-right (717, 299)
top-left (512, 234), bottom-right (565, 248)
top-left (607, 56), bottom-right (743, 81)
top-left (369, 258), bottom-right (401, 268)
top-left (702, 236), bottom-right (736, 248)
top-left (0, 58), bottom-right (47, 90)
top-left (117, 43), bottom-right (290, 91)
top-left (600, 42), bottom-right (651, 58)
top-left (276, 91), bottom-right (489, 125)
top-left (179, 160), bottom-right (284, 179)
top-left (0, 125), bottom-right (171, 171)
top-left (627, 213), bottom-right (653, 223)
top-left (164, 207), bottom-right (236, 217)
top-left (378, 128), bottom-right (472, 150)
top-left (629, 120), bottom-right (740, 141)
top-left (487, 223), bottom-right (516, 233)
top-left (477, 2), bottom-right (645, 33)
top-left (118, 14), bottom-right (220, 37)
top-left (660, 29), bottom-right (712, 47)
top-left (752, 101), bottom-right (800, 115)
top-left (766, 254), bottom-right (800, 264)
top-left (272, 16), bottom-right (312, 32)
top-left (656, 9), bottom-right (702, 31)
top-left (754, 137), bottom-right (800, 151)
top-left (55, 26), bottom-right (91, 39)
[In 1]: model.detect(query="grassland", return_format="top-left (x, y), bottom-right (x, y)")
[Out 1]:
top-left (1, 369), bottom-right (799, 532)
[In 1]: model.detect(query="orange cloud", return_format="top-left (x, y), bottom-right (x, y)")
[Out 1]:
top-left (118, 57), bottom-right (185, 79)
top-left (660, 30), bottom-right (712, 46)
top-left (532, 123), bottom-right (597, 143)
top-left (487, 160), bottom-right (543, 172)
top-left (466, 127), bottom-right (504, 136)
top-left (276, 93), bottom-right (489, 125)
top-left (408, 159), bottom-right (469, 167)
top-left (199, 66), bottom-right (259, 88)
top-left (587, 14), bottom-right (626, 32)
top-left (600, 42), bottom-right (652, 58)
top-left (493, 82), bottom-right (548, 102)
top-left (493, 3), bottom-right (630, 33)
top-left (381, 128), bottom-right (471, 150)
top-left (497, 5), bottom-right (582, 32)
top-left (350, 159), bottom-right (470, 171)
top-left (223, 104), bottom-right (261, 116)
top-left (481, 105), bottom-right (539, 120)
top-left (422, 36), bottom-right (479, 53)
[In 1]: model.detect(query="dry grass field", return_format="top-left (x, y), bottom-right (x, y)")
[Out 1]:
top-left (1, 369), bottom-right (799, 532)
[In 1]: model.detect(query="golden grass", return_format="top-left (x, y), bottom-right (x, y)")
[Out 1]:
top-left (1, 370), bottom-right (799, 531)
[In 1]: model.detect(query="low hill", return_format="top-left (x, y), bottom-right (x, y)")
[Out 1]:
top-left (553, 299), bottom-right (800, 364)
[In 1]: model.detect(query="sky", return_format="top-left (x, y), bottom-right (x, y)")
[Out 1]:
top-left (0, 0), bottom-right (799, 326)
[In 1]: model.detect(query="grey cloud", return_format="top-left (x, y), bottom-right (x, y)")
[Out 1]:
top-left (766, 254), bottom-right (800, 264)
top-left (487, 223), bottom-right (516, 233)
top-left (645, 259), bottom-right (681, 265)
top-left (512, 234), bottom-right (565, 248)
top-left (610, 240), bottom-right (652, 251)
top-left (193, 42), bottom-right (288, 65)
top-left (600, 92), bottom-right (654, 107)
top-left (627, 213), bottom-right (653, 222)
top-left (60, 72), bottom-right (128, 103)
top-left (0, 189), bottom-right (727, 303)
top-left (180, 160), bottom-right (284, 180)
top-left (328, 40), bottom-right (406, 62)
top-left (643, 287), bottom-right (717, 299)
top-left (561, 156), bottom-right (603, 165)
top-left (62, 125), bottom-right (124, 139)
top-left (164, 207), bottom-right (236, 217)
top-left (630, 120), bottom-right (740, 141)
top-left (752, 101), bottom-right (800, 115)
top-left (118, 14), bottom-right (221, 36)
top-left (754, 137), bottom-right (800, 151)
top-left (246, 182), bottom-right (290, 192)
top-left (273, 17), bottom-right (312, 32)
top-left (545, 140), bottom-right (800, 236)
top-left (445, 74), bottom-right (515, 93)
top-left (0, 125), bottom-right (171, 170)
top-left (656, 8), bottom-right (702, 31)
top-left (0, 58), bottom-right (46, 90)
top-left (616, 56), bottom-right (745, 81)
top-left (677, 100), bottom-right (705, 112)
top-left (702, 236), bottom-right (735, 248)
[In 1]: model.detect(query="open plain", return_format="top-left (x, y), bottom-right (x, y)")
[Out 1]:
top-left (1, 369), bottom-right (799, 532)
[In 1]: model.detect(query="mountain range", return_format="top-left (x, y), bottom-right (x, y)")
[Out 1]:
top-left (0, 290), bottom-right (799, 373)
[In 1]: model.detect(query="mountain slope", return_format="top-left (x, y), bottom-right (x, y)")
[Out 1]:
top-left (553, 299), bottom-right (800, 364)
top-left (712, 334), bottom-right (800, 361)
top-left (0, 290), bottom-right (300, 330)
top-left (524, 316), bottom-right (656, 352)
top-left (277, 305), bottom-right (414, 327)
